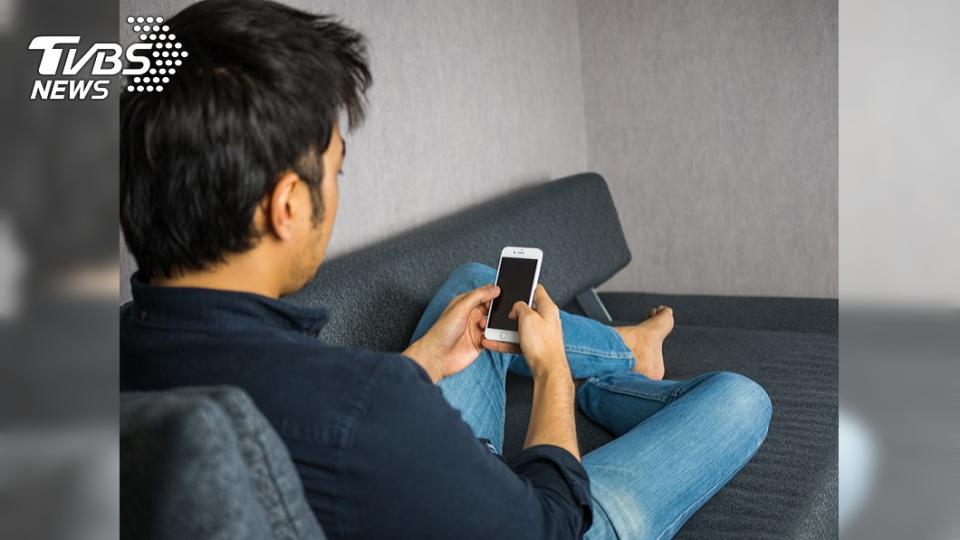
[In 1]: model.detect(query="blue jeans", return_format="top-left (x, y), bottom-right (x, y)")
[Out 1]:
top-left (410, 263), bottom-right (772, 539)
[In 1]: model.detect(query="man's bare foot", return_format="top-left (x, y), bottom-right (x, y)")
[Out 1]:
top-left (614, 306), bottom-right (674, 380)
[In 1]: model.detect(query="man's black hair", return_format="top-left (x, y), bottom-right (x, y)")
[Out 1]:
top-left (120, 0), bottom-right (371, 280)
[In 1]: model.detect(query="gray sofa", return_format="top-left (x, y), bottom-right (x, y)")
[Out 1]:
top-left (121, 172), bottom-right (837, 538)
top-left (121, 387), bottom-right (326, 540)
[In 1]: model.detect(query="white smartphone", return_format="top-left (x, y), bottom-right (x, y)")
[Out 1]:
top-left (484, 246), bottom-right (543, 344)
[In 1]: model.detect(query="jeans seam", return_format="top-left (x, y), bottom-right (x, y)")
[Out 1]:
top-left (667, 372), bottom-right (720, 399)
top-left (565, 344), bottom-right (634, 359)
top-left (585, 379), bottom-right (670, 402)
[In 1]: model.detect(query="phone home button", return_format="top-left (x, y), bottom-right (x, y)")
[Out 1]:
top-left (499, 331), bottom-right (508, 340)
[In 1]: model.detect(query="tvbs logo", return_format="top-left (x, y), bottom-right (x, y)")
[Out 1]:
top-left (28, 16), bottom-right (187, 100)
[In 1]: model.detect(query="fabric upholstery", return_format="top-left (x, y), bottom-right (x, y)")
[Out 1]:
top-left (120, 387), bottom-right (325, 540)
top-left (285, 172), bottom-right (631, 351)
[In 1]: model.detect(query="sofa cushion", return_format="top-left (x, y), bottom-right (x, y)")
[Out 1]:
top-left (120, 387), bottom-right (325, 540)
top-left (285, 173), bottom-right (631, 351)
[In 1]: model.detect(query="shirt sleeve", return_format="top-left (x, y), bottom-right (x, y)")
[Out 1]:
top-left (507, 444), bottom-right (593, 535)
top-left (345, 356), bottom-right (593, 540)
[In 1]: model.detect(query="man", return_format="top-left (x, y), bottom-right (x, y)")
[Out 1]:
top-left (120, 1), bottom-right (772, 538)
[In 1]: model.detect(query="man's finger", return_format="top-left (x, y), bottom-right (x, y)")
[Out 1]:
top-left (532, 284), bottom-right (557, 312)
top-left (482, 339), bottom-right (521, 354)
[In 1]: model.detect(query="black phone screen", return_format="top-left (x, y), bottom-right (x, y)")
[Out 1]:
top-left (488, 257), bottom-right (539, 332)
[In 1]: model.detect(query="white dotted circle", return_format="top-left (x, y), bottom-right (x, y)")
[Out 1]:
top-left (136, 16), bottom-right (144, 23)
top-left (146, 16), bottom-right (153, 23)
top-left (162, 76), bottom-right (169, 83)
top-left (136, 85), bottom-right (144, 91)
top-left (127, 85), bottom-right (134, 92)
top-left (140, 34), bottom-right (147, 40)
top-left (127, 17), bottom-right (134, 23)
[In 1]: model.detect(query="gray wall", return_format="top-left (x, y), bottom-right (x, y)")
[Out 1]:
top-left (120, 0), bottom-right (838, 302)
top-left (579, 0), bottom-right (838, 297)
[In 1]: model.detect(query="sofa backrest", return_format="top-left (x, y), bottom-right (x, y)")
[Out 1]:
top-left (121, 387), bottom-right (326, 540)
top-left (286, 172), bottom-right (630, 351)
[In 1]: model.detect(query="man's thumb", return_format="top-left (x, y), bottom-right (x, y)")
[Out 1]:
top-left (508, 301), bottom-right (529, 320)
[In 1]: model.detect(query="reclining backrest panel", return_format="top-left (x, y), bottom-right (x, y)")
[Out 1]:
top-left (285, 172), bottom-right (630, 351)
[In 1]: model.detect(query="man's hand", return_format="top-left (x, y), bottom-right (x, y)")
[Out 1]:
top-left (488, 284), bottom-right (568, 380)
top-left (403, 284), bottom-right (501, 383)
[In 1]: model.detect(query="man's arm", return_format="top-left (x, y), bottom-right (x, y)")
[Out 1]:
top-left (525, 365), bottom-right (579, 459)
top-left (506, 285), bottom-right (580, 460)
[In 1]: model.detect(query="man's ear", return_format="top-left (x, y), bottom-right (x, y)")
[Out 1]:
top-left (265, 172), bottom-right (301, 241)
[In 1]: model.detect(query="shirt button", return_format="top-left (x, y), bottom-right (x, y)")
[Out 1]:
top-left (139, 309), bottom-right (149, 321)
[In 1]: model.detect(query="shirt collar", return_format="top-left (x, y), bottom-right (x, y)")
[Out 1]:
top-left (128, 271), bottom-right (329, 337)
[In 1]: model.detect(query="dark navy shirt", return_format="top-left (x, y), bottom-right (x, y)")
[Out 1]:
top-left (120, 275), bottom-right (592, 539)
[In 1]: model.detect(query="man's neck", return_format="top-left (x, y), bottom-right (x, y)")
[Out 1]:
top-left (152, 255), bottom-right (284, 299)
